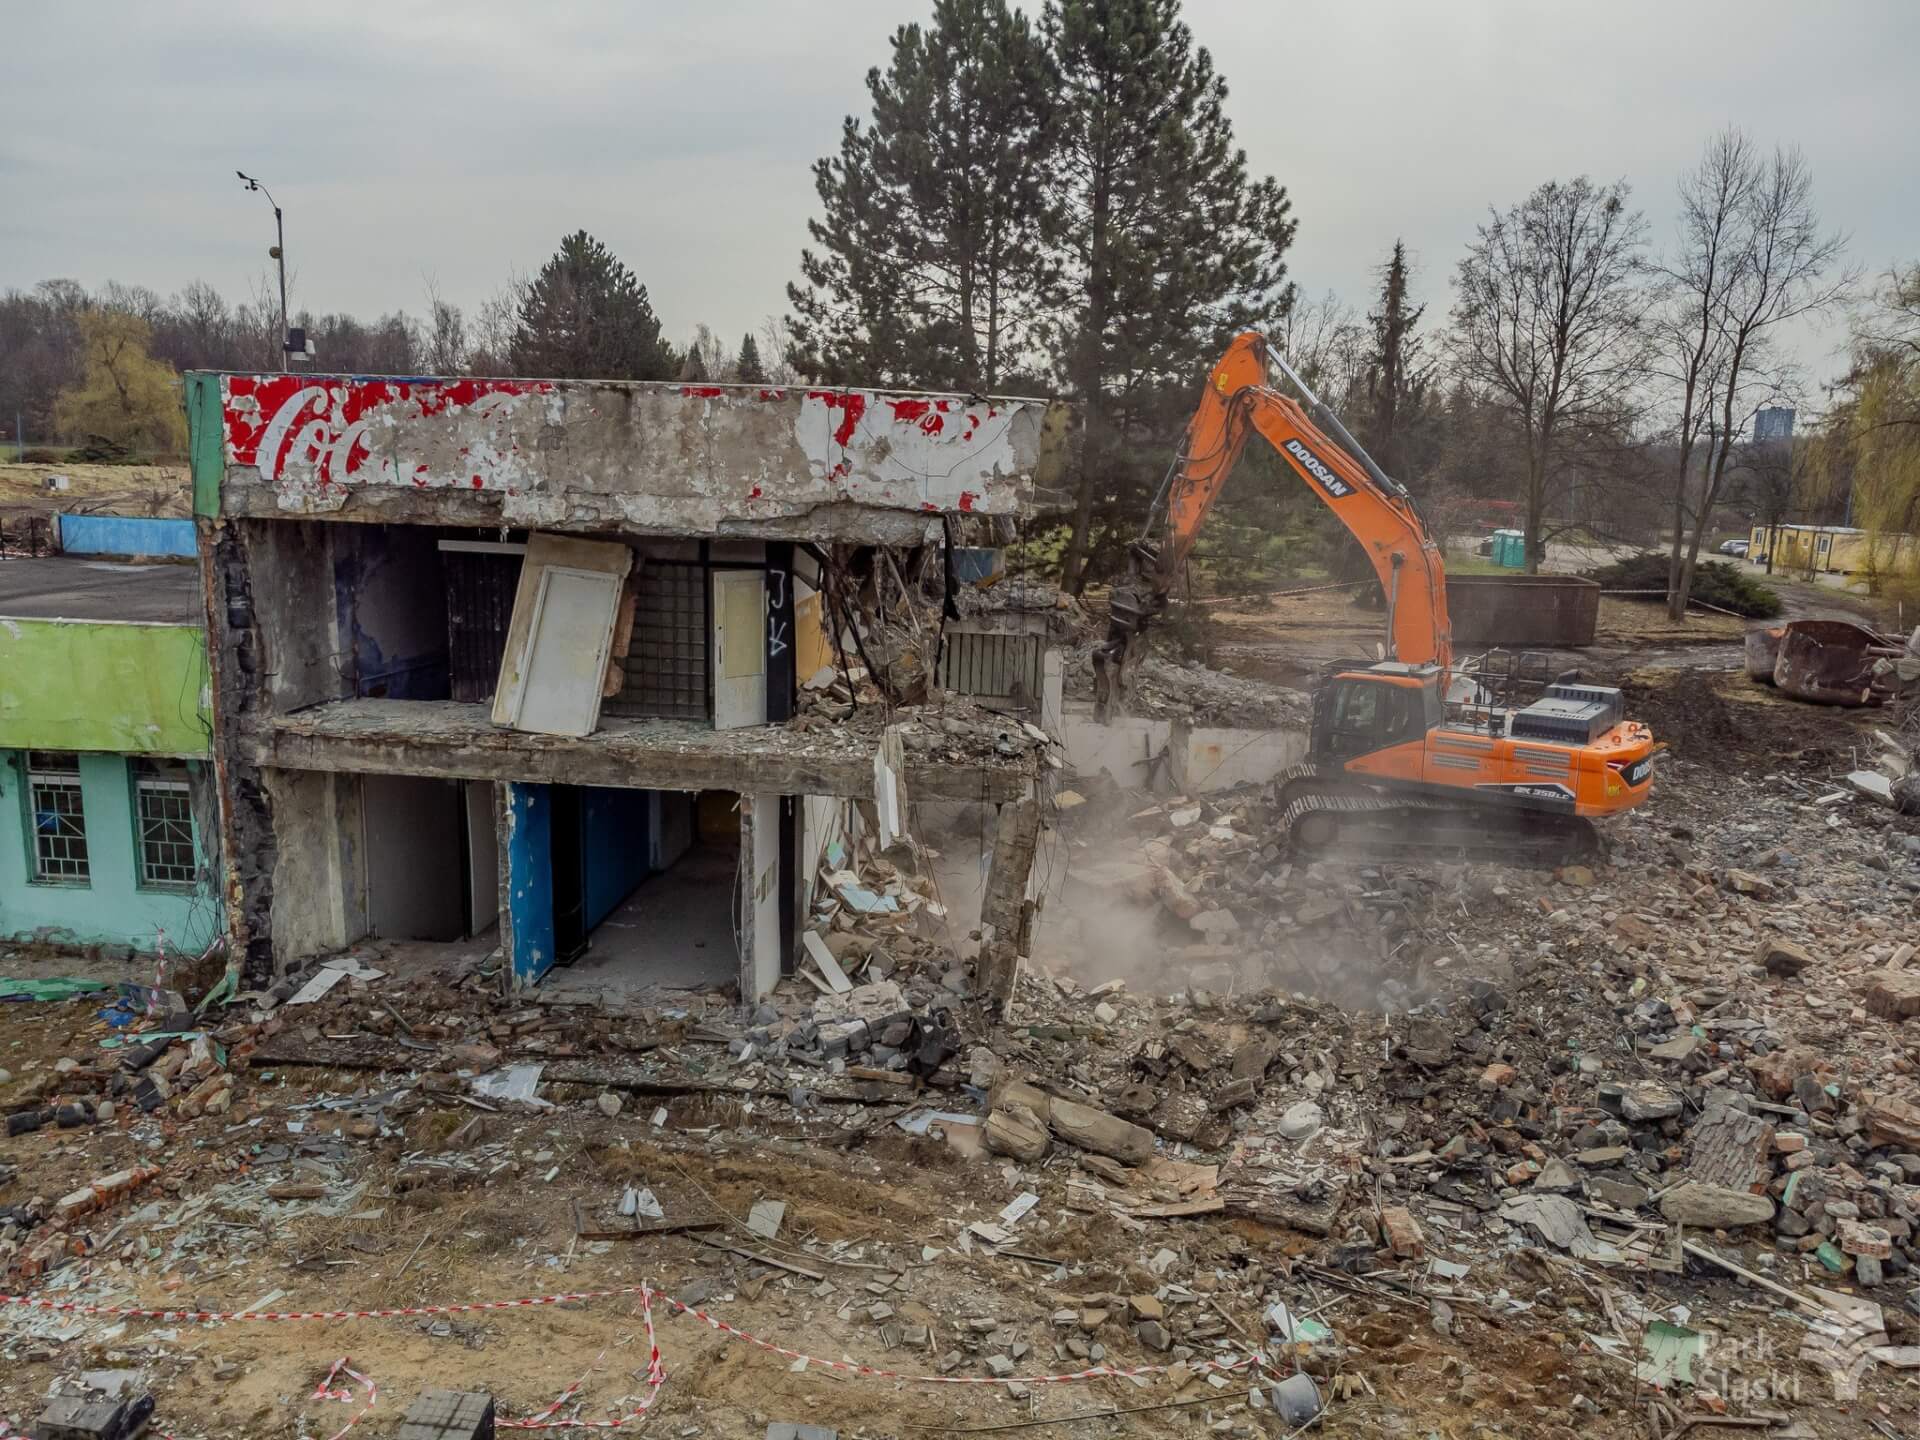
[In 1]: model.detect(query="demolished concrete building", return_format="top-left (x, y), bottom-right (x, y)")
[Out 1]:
top-left (183, 372), bottom-right (1066, 997)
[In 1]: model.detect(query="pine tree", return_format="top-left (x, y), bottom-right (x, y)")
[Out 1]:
top-left (1048, 0), bottom-right (1296, 591)
top-left (509, 231), bottom-right (674, 380)
top-left (735, 332), bottom-right (768, 385)
top-left (787, 0), bottom-right (1055, 391)
top-left (1363, 240), bottom-right (1429, 484)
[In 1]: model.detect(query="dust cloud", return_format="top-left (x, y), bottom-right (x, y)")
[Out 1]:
top-left (912, 798), bottom-right (1477, 1013)
top-left (1027, 823), bottom-right (1458, 1013)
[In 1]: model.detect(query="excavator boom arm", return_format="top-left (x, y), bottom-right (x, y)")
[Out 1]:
top-left (1095, 332), bottom-right (1451, 713)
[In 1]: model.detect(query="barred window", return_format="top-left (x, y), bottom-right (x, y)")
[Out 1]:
top-left (133, 759), bottom-right (197, 890)
top-left (26, 751), bottom-right (89, 883)
top-left (606, 562), bottom-right (710, 720)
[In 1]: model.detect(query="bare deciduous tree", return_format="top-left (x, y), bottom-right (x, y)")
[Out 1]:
top-left (422, 278), bottom-right (469, 375)
top-left (758, 315), bottom-right (801, 385)
top-left (1654, 131), bottom-right (1752, 601)
top-left (678, 323), bottom-right (731, 382)
top-left (1661, 133), bottom-right (1849, 616)
top-left (465, 276), bottom-right (527, 376)
top-left (1274, 289), bottom-right (1366, 406)
top-left (1449, 177), bottom-right (1648, 572)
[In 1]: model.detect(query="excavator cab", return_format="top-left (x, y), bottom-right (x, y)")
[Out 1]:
top-left (1309, 666), bottom-right (1444, 762)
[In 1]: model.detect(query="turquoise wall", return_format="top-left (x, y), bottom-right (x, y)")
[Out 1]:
top-left (0, 751), bottom-right (220, 954)
top-left (57, 515), bottom-right (198, 559)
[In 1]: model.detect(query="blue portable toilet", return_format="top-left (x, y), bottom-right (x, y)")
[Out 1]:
top-left (1490, 529), bottom-right (1526, 568)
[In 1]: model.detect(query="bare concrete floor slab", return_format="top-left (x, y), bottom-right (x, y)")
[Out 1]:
top-left (257, 699), bottom-right (1033, 801)
top-left (539, 843), bottom-right (738, 1002)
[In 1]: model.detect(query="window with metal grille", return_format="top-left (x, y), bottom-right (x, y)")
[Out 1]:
top-left (605, 562), bottom-right (710, 720)
top-left (133, 759), bottom-right (198, 890)
top-left (938, 630), bottom-right (1043, 711)
top-left (25, 751), bottom-right (89, 883)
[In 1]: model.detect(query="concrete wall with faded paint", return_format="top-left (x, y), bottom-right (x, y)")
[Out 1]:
top-left (195, 373), bottom-right (1060, 541)
top-left (266, 767), bottom-right (367, 962)
top-left (1172, 725), bottom-right (1309, 793)
top-left (0, 618), bottom-right (210, 755)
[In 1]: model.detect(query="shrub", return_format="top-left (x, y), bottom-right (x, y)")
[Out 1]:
top-left (1583, 551), bottom-right (1783, 618)
top-left (73, 434), bottom-right (135, 464)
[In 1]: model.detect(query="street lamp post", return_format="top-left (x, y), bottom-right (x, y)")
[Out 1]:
top-left (236, 171), bottom-right (288, 372)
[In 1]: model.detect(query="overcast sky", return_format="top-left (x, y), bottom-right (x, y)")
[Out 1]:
top-left (5, 1), bottom-right (1915, 398)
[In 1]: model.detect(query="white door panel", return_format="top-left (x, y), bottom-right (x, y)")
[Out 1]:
top-left (712, 570), bottom-right (767, 730)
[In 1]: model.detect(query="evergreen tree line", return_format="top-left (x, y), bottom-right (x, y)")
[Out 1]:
top-left (787, 0), bottom-right (1297, 589)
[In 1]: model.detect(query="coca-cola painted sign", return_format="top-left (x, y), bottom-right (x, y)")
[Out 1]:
top-left (218, 374), bottom-right (1035, 519)
top-left (224, 376), bottom-right (552, 495)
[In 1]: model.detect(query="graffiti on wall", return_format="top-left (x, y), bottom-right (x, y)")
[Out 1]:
top-left (219, 375), bottom-right (1033, 517)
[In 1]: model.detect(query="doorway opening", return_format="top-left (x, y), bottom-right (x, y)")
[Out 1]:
top-left (540, 787), bottom-right (740, 996)
top-left (361, 774), bottom-right (498, 943)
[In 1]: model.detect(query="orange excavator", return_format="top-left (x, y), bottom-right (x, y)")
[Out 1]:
top-left (1092, 332), bottom-right (1657, 862)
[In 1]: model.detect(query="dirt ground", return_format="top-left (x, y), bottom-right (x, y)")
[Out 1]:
top-left (0, 462), bottom-right (191, 518)
top-left (0, 986), bottom-right (1679, 1440)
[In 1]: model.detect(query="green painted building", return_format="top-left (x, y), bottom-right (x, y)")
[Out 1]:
top-left (0, 555), bottom-right (222, 956)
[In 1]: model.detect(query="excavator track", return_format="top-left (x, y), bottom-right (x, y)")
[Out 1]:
top-left (1276, 767), bottom-right (1596, 866)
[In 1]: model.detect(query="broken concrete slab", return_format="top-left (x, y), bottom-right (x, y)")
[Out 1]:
top-left (1864, 970), bottom-right (1920, 1020)
top-left (1499, 1194), bottom-right (1615, 1262)
top-left (1686, 1105), bottom-right (1775, 1192)
top-left (990, 1079), bottom-right (1154, 1165)
top-left (1753, 936), bottom-right (1814, 977)
top-left (1658, 1181), bottom-right (1774, 1229)
top-left (1867, 1096), bottom-right (1920, 1150)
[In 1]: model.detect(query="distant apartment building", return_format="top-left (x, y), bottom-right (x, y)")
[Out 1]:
top-left (1753, 406), bottom-right (1795, 443)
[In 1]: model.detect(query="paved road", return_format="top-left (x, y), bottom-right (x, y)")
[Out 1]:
top-left (0, 554), bottom-right (200, 623)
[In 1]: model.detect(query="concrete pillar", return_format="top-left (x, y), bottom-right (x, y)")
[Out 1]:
top-left (976, 793), bottom-right (1039, 1002)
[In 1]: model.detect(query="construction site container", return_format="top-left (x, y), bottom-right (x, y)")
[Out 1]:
top-left (1748, 523), bottom-right (1919, 576)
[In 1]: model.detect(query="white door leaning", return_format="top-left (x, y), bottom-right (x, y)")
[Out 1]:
top-left (508, 566), bottom-right (622, 737)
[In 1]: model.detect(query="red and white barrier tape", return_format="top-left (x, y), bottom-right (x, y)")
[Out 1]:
top-left (1, 1281), bottom-right (1262, 1392)
top-left (309, 1357), bottom-right (380, 1440)
top-left (497, 1293), bottom-right (666, 1431)
top-left (153, 1356), bottom-right (377, 1440)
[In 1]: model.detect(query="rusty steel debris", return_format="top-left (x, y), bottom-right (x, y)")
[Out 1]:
top-left (1744, 625), bottom-right (1785, 683)
top-left (1759, 619), bottom-right (1903, 706)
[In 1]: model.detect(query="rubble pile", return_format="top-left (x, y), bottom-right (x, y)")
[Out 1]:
top-left (791, 673), bottom-right (1060, 769)
top-left (1049, 786), bottom-right (1453, 1008)
top-left (0, 977), bottom-right (293, 1279)
top-left (7, 667), bottom-right (1920, 1433)
top-left (1850, 710), bottom-right (1920, 815)
top-left (969, 678), bottom-right (1920, 1402)
top-left (1063, 648), bottom-right (1312, 728)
